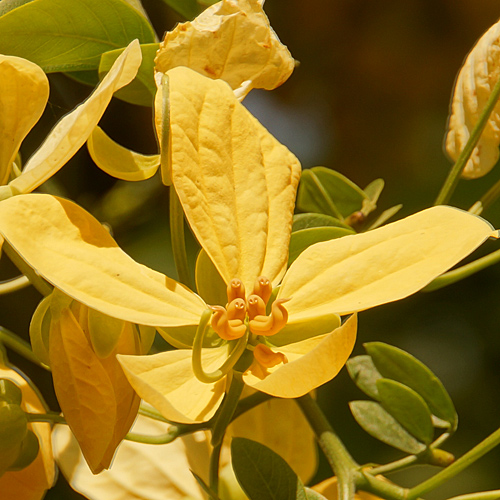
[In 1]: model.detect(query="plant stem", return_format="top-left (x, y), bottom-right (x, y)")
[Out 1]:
top-left (367, 455), bottom-right (419, 476)
top-left (446, 491), bottom-right (500, 500)
top-left (297, 394), bottom-right (358, 500)
top-left (469, 175), bottom-right (500, 215)
top-left (25, 412), bottom-right (66, 425)
top-left (169, 185), bottom-right (193, 289)
top-left (435, 76), bottom-right (500, 206)
top-left (422, 248), bottom-right (500, 292)
top-left (0, 326), bottom-right (50, 371)
top-left (0, 275), bottom-right (30, 294)
top-left (407, 426), bottom-right (500, 499)
top-left (209, 440), bottom-right (223, 496)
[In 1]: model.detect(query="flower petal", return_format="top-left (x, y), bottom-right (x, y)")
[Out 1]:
top-left (243, 315), bottom-right (357, 397)
top-left (445, 18), bottom-right (500, 178)
top-left (279, 206), bottom-right (497, 322)
top-left (0, 55), bottom-right (49, 185)
top-left (9, 39), bottom-right (142, 195)
top-left (118, 347), bottom-right (229, 424)
top-left (0, 194), bottom-right (207, 326)
top-left (87, 126), bottom-right (160, 181)
top-left (155, 0), bottom-right (294, 96)
top-left (168, 66), bottom-right (300, 290)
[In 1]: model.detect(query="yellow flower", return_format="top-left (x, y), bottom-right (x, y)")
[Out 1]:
top-left (0, 68), bottom-right (496, 426)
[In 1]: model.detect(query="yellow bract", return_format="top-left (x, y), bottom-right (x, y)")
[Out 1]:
top-left (0, 40), bottom-right (142, 200)
top-left (155, 0), bottom-right (294, 98)
top-left (445, 18), bottom-right (500, 178)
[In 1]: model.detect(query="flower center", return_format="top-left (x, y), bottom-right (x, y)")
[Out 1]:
top-left (210, 276), bottom-right (289, 341)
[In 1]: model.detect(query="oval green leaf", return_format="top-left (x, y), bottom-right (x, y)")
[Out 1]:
top-left (346, 355), bottom-right (382, 400)
top-left (292, 213), bottom-right (352, 232)
top-left (365, 342), bottom-right (458, 431)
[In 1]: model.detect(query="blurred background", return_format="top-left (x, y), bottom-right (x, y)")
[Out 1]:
top-left (2, 0), bottom-right (500, 497)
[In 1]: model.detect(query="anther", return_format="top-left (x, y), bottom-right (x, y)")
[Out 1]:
top-left (249, 298), bottom-right (289, 337)
top-left (227, 298), bottom-right (246, 321)
top-left (210, 306), bottom-right (247, 341)
top-left (227, 279), bottom-right (246, 304)
top-left (253, 343), bottom-right (288, 368)
top-left (247, 294), bottom-right (266, 320)
top-left (252, 276), bottom-right (272, 304)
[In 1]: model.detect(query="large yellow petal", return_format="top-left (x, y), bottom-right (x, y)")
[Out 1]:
top-left (0, 354), bottom-right (55, 500)
top-left (118, 347), bottom-right (228, 424)
top-left (155, 0), bottom-right (294, 97)
top-left (53, 416), bottom-right (210, 500)
top-left (87, 126), bottom-right (160, 181)
top-left (0, 56), bottom-right (49, 185)
top-left (243, 315), bottom-right (357, 397)
top-left (0, 194), bottom-right (206, 326)
top-left (279, 206), bottom-right (497, 322)
top-left (168, 67), bottom-right (300, 291)
top-left (445, 18), bottom-right (500, 178)
top-left (9, 39), bottom-right (142, 195)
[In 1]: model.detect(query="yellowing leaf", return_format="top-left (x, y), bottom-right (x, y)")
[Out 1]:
top-left (53, 416), bottom-right (210, 500)
top-left (118, 347), bottom-right (228, 423)
top-left (0, 354), bottom-right (55, 499)
top-left (87, 126), bottom-right (160, 181)
top-left (279, 206), bottom-right (497, 323)
top-left (8, 39), bottom-right (142, 195)
top-left (243, 315), bottom-right (357, 398)
top-left (155, 0), bottom-right (294, 97)
top-left (0, 194), bottom-right (207, 326)
top-left (0, 55), bottom-right (49, 185)
top-left (445, 19), bottom-right (500, 178)
top-left (168, 67), bottom-right (301, 291)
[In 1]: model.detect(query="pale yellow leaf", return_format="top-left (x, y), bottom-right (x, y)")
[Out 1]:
top-left (118, 347), bottom-right (228, 424)
top-left (446, 19), bottom-right (500, 178)
top-left (155, 0), bottom-right (294, 97)
top-left (9, 39), bottom-right (142, 195)
top-left (87, 126), bottom-right (160, 181)
top-left (0, 56), bottom-right (49, 185)
top-left (279, 206), bottom-right (497, 323)
top-left (168, 67), bottom-right (300, 291)
top-left (0, 356), bottom-right (55, 500)
top-left (243, 315), bottom-right (357, 398)
top-left (53, 416), bottom-right (210, 500)
top-left (0, 194), bottom-right (207, 326)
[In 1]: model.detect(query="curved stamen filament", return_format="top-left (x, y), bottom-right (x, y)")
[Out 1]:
top-left (227, 278), bottom-right (245, 303)
top-left (247, 294), bottom-right (266, 320)
top-left (252, 276), bottom-right (272, 304)
top-left (211, 304), bottom-right (247, 340)
top-left (192, 309), bottom-right (249, 384)
top-left (249, 298), bottom-right (289, 336)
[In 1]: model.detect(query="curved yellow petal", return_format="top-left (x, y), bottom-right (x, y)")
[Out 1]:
top-left (243, 315), bottom-right (357, 397)
top-left (87, 126), bottom-right (160, 181)
top-left (155, 0), bottom-right (294, 96)
top-left (445, 18), bottom-right (500, 178)
top-left (9, 39), bottom-right (142, 195)
top-left (279, 206), bottom-right (497, 322)
top-left (0, 353), bottom-right (55, 499)
top-left (168, 67), bottom-right (300, 291)
top-left (0, 56), bottom-right (49, 185)
top-left (118, 347), bottom-right (228, 424)
top-left (0, 194), bottom-right (207, 327)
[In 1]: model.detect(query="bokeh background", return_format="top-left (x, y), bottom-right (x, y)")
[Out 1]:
top-left (2, 0), bottom-right (500, 498)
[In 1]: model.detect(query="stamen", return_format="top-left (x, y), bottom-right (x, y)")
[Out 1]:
top-left (252, 276), bottom-right (272, 304)
top-left (249, 298), bottom-right (289, 337)
top-left (211, 305), bottom-right (247, 341)
top-left (247, 294), bottom-right (266, 320)
top-left (227, 298), bottom-right (246, 321)
top-left (227, 279), bottom-right (245, 304)
top-left (253, 343), bottom-right (288, 368)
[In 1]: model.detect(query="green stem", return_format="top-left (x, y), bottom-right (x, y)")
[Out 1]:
top-left (25, 412), bottom-right (66, 425)
top-left (435, 76), bottom-right (500, 206)
top-left (169, 185), bottom-right (193, 289)
top-left (125, 429), bottom-right (180, 445)
top-left (357, 471), bottom-right (408, 500)
top-left (209, 440), bottom-right (223, 497)
top-left (2, 242), bottom-right (52, 297)
top-left (0, 326), bottom-right (50, 371)
top-left (469, 175), bottom-right (500, 215)
top-left (138, 403), bottom-right (170, 423)
top-left (309, 170), bottom-right (343, 220)
top-left (408, 426), bottom-right (500, 499)
top-left (423, 248), bottom-right (500, 292)
top-left (297, 394), bottom-right (358, 500)
top-left (0, 275), bottom-right (30, 294)
top-left (446, 491), bottom-right (500, 500)
top-left (367, 455), bottom-right (419, 476)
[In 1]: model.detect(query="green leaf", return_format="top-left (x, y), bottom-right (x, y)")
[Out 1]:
top-left (377, 379), bottom-right (434, 445)
top-left (365, 342), bottom-right (458, 431)
top-left (296, 167), bottom-right (367, 219)
top-left (64, 70), bottom-right (100, 87)
top-left (304, 488), bottom-right (328, 500)
top-left (288, 227), bottom-right (353, 266)
top-left (0, 0), bottom-right (35, 16)
top-left (0, 0), bottom-right (156, 72)
top-left (349, 400), bottom-right (426, 455)
top-left (366, 204), bottom-right (403, 230)
top-left (158, 0), bottom-right (201, 20)
top-left (195, 248), bottom-right (227, 307)
top-left (99, 43), bottom-right (159, 106)
top-left (346, 355), bottom-right (382, 400)
top-left (231, 437), bottom-right (307, 500)
top-left (292, 213), bottom-right (352, 232)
